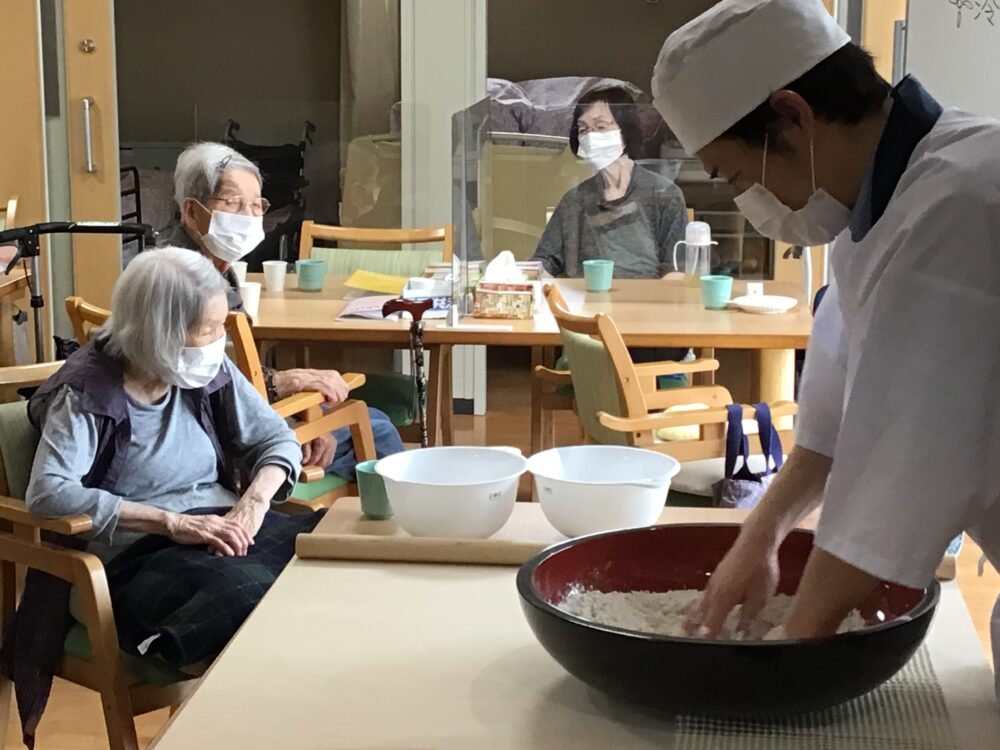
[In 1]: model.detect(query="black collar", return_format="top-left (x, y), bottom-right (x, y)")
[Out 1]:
top-left (850, 75), bottom-right (944, 241)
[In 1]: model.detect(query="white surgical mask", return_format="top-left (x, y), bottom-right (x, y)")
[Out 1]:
top-left (733, 135), bottom-right (851, 247)
top-left (200, 209), bottom-right (265, 264)
top-left (164, 333), bottom-right (227, 390)
top-left (577, 129), bottom-right (625, 171)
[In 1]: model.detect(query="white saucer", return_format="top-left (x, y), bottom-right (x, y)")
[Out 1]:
top-left (730, 295), bottom-right (798, 315)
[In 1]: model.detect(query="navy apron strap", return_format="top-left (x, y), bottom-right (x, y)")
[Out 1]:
top-left (724, 404), bottom-right (755, 480)
top-left (753, 402), bottom-right (784, 473)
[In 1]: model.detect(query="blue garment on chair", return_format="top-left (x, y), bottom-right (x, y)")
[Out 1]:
top-left (329, 407), bottom-right (404, 480)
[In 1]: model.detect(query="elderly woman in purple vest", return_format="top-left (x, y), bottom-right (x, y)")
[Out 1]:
top-left (26, 247), bottom-right (303, 561)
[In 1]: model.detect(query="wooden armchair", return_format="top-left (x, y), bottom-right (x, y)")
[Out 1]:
top-left (65, 296), bottom-right (376, 510)
top-left (0, 367), bottom-right (198, 750)
top-left (297, 222), bottom-right (454, 447)
top-left (543, 284), bottom-right (797, 502)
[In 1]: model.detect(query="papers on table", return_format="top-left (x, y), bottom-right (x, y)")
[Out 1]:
top-left (337, 295), bottom-right (448, 321)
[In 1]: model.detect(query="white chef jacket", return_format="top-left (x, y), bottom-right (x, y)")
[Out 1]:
top-left (795, 85), bottom-right (1000, 677)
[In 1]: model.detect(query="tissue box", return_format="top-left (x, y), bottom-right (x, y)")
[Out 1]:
top-left (473, 281), bottom-right (535, 319)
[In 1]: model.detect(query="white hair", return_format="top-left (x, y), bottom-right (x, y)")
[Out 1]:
top-left (172, 141), bottom-right (262, 208)
top-left (96, 247), bottom-right (229, 380)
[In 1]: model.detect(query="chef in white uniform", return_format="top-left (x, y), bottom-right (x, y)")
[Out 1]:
top-left (652, 0), bottom-right (1000, 696)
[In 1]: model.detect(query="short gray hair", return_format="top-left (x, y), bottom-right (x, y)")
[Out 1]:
top-left (173, 141), bottom-right (262, 207)
top-left (97, 247), bottom-right (229, 380)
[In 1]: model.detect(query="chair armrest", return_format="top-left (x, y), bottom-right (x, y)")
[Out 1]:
top-left (532, 365), bottom-right (572, 386)
top-left (273, 391), bottom-right (326, 419)
top-left (271, 373), bottom-right (367, 419)
top-left (0, 495), bottom-right (92, 535)
top-left (598, 401), bottom-right (798, 434)
top-left (342, 372), bottom-right (366, 391)
top-left (299, 465), bottom-right (326, 483)
top-left (633, 358), bottom-right (719, 379)
top-left (0, 361), bottom-right (64, 389)
top-left (293, 398), bottom-right (373, 446)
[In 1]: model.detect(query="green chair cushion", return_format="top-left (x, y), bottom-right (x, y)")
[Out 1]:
top-left (552, 355), bottom-right (689, 398)
top-left (351, 372), bottom-right (417, 428)
top-left (0, 402), bottom-right (39, 500)
top-left (310, 247), bottom-right (444, 280)
top-left (290, 474), bottom-right (350, 502)
top-left (64, 623), bottom-right (187, 686)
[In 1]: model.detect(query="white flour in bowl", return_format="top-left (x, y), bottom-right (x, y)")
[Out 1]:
top-left (558, 588), bottom-right (868, 641)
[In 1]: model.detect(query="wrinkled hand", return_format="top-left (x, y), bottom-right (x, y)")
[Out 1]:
top-left (684, 535), bottom-right (780, 638)
top-left (274, 368), bottom-right (350, 405)
top-left (164, 513), bottom-right (255, 557)
top-left (223, 499), bottom-right (268, 552)
top-left (302, 432), bottom-right (337, 469)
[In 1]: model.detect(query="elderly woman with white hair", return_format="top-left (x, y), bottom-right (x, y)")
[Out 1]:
top-left (27, 246), bottom-right (304, 559)
top-left (158, 141), bottom-right (404, 479)
top-left (19, 248), bottom-right (320, 684)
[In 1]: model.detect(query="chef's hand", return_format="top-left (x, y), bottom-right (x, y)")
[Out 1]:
top-left (685, 533), bottom-right (780, 638)
top-left (302, 432), bottom-right (337, 469)
top-left (273, 368), bottom-right (350, 405)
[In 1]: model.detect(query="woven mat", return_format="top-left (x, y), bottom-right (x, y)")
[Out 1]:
top-left (675, 646), bottom-right (957, 749)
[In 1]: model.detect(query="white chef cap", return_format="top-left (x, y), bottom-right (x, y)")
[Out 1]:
top-left (652, 0), bottom-right (851, 154)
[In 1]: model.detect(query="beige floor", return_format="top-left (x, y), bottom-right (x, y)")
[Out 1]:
top-left (6, 352), bottom-right (998, 749)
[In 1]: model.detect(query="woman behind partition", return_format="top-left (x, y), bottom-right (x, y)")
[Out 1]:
top-left (531, 87), bottom-right (688, 279)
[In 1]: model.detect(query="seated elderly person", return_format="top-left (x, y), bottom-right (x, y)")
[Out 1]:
top-left (532, 87), bottom-right (688, 279)
top-left (532, 87), bottom-right (691, 381)
top-left (157, 141), bottom-right (403, 476)
top-left (25, 248), bottom-right (315, 674)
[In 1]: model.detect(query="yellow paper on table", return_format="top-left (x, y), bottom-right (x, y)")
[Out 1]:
top-left (343, 269), bottom-right (408, 295)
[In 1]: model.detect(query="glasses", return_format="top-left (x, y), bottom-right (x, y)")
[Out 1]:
top-left (207, 195), bottom-right (270, 216)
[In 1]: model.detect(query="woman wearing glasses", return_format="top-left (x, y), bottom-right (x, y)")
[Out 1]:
top-left (157, 142), bottom-right (404, 483)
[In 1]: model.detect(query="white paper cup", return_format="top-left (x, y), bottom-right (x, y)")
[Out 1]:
top-left (239, 282), bottom-right (261, 318)
top-left (231, 261), bottom-right (248, 285)
top-left (746, 282), bottom-right (765, 297)
top-left (262, 260), bottom-right (287, 292)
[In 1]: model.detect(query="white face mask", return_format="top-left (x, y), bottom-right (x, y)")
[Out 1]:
top-left (200, 209), bottom-right (265, 264)
top-left (577, 129), bottom-right (625, 171)
top-left (164, 333), bottom-right (227, 390)
top-left (733, 135), bottom-right (851, 247)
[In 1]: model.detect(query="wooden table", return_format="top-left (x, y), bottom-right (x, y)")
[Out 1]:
top-left (0, 268), bottom-right (29, 367)
top-left (248, 275), bottom-right (813, 449)
top-left (150, 501), bottom-right (999, 749)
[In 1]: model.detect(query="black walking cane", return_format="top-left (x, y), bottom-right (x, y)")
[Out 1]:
top-left (382, 297), bottom-right (435, 448)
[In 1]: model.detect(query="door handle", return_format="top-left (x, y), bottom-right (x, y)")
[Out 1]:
top-left (82, 97), bottom-right (96, 173)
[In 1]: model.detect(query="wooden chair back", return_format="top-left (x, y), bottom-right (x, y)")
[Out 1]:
top-left (0, 196), bottom-right (18, 231)
top-left (65, 296), bottom-right (111, 344)
top-left (298, 221), bottom-right (453, 262)
top-left (543, 284), bottom-right (796, 461)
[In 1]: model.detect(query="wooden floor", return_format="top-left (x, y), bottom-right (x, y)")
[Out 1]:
top-left (6, 351), bottom-right (997, 749)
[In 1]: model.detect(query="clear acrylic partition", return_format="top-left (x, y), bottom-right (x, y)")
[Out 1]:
top-left (450, 97), bottom-right (774, 286)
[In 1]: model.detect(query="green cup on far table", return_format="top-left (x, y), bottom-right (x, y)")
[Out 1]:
top-left (295, 259), bottom-right (328, 292)
top-left (357, 460), bottom-right (392, 520)
top-left (583, 259), bottom-right (614, 293)
top-left (700, 274), bottom-right (734, 310)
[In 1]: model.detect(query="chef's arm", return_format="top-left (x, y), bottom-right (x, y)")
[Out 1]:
top-left (783, 548), bottom-right (879, 637)
top-left (739, 446), bottom-right (832, 550)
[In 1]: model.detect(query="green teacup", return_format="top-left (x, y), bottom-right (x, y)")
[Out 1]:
top-left (357, 460), bottom-right (392, 520)
top-left (583, 259), bottom-right (614, 293)
top-left (295, 259), bottom-right (328, 292)
top-left (700, 274), bottom-right (734, 310)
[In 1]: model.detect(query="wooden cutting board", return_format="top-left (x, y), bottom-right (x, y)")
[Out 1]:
top-left (295, 499), bottom-right (761, 565)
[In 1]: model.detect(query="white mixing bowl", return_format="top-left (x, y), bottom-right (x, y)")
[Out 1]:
top-left (527, 446), bottom-right (680, 538)
top-left (375, 447), bottom-right (528, 538)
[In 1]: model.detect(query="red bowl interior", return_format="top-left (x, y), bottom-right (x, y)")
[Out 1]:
top-left (531, 525), bottom-right (926, 626)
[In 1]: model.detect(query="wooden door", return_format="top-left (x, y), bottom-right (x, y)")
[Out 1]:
top-left (63, 0), bottom-right (122, 308)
